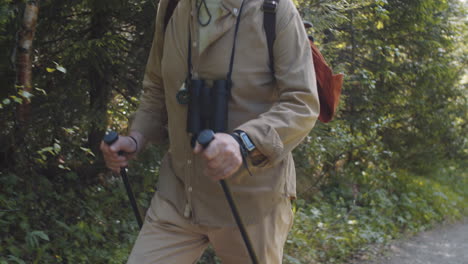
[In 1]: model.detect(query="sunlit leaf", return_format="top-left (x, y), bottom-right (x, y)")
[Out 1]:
top-left (53, 61), bottom-right (67, 73)
top-left (62, 127), bottom-right (75, 134)
top-left (80, 147), bottom-right (96, 157)
top-left (10, 96), bottom-right (22, 104)
top-left (19, 90), bottom-right (33, 99)
top-left (35, 87), bottom-right (47, 95)
top-left (376, 21), bottom-right (384, 29)
top-left (56, 65), bottom-right (67, 73)
top-left (53, 143), bottom-right (61, 153)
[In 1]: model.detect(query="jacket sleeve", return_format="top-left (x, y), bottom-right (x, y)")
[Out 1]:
top-left (130, 0), bottom-right (170, 144)
top-left (236, 1), bottom-right (319, 165)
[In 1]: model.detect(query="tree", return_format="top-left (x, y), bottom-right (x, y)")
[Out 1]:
top-left (16, 0), bottom-right (40, 123)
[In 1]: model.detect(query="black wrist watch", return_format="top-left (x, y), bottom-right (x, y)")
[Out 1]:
top-left (234, 130), bottom-right (256, 152)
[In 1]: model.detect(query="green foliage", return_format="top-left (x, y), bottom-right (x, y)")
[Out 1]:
top-left (0, 170), bottom-right (133, 263)
top-left (284, 0), bottom-right (468, 262)
top-left (0, 145), bottom-right (162, 263)
top-left (284, 166), bottom-right (467, 263)
top-left (0, 2), bottom-right (160, 262)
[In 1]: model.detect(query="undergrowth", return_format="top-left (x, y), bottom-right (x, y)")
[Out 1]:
top-left (283, 164), bottom-right (467, 264)
top-left (1, 159), bottom-right (466, 263)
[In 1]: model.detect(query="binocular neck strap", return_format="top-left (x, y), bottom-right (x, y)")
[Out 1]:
top-left (186, 0), bottom-right (246, 89)
top-left (187, 29), bottom-right (193, 81)
top-left (226, 0), bottom-right (246, 90)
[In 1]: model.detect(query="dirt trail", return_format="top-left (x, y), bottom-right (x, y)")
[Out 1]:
top-left (365, 219), bottom-right (468, 264)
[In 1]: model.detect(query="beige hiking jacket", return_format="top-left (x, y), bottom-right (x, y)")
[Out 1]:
top-left (131, 0), bottom-right (319, 226)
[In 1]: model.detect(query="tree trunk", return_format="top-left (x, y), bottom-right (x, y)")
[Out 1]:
top-left (87, 6), bottom-right (111, 156)
top-left (16, 0), bottom-right (40, 124)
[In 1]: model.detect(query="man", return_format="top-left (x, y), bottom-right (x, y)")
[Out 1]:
top-left (100, 0), bottom-right (319, 262)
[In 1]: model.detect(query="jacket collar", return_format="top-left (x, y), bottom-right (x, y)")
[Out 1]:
top-left (221, 0), bottom-right (243, 17)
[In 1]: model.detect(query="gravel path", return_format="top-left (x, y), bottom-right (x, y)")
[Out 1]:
top-left (367, 219), bottom-right (468, 264)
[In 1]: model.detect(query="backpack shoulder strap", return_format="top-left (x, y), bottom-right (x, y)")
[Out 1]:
top-left (164, 0), bottom-right (180, 32)
top-left (262, 0), bottom-right (279, 71)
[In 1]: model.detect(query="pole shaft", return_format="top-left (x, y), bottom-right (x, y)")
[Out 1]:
top-left (220, 180), bottom-right (259, 264)
top-left (120, 168), bottom-right (143, 228)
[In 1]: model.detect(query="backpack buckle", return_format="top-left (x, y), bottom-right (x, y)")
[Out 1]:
top-left (262, 0), bottom-right (277, 13)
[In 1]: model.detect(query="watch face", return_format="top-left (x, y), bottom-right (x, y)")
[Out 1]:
top-left (240, 132), bottom-right (255, 152)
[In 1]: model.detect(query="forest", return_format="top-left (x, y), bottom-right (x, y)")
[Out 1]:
top-left (0, 0), bottom-right (467, 263)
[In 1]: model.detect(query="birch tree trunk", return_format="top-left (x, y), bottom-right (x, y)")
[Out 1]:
top-left (16, 0), bottom-right (40, 123)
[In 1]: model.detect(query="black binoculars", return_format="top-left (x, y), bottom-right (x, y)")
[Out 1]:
top-left (186, 79), bottom-right (230, 145)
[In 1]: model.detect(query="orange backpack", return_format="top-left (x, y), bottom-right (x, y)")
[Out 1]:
top-left (164, 0), bottom-right (344, 123)
top-left (263, 1), bottom-right (344, 123)
top-left (305, 23), bottom-right (344, 123)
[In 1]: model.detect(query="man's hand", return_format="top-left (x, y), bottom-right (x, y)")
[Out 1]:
top-left (194, 133), bottom-right (242, 181)
top-left (100, 135), bottom-right (137, 173)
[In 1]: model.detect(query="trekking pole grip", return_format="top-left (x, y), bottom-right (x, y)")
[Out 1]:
top-left (103, 131), bottom-right (124, 155)
top-left (103, 131), bottom-right (143, 229)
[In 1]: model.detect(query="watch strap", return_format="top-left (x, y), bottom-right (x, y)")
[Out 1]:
top-left (230, 132), bottom-right (253, 176)
top-left (233, 130), bottom-right (256, 152)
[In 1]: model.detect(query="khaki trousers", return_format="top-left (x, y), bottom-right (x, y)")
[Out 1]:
top-left (126, 192), bottom-right (293, 264)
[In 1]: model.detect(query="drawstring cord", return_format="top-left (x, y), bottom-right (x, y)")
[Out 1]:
top-left (196, 0), bottom-right (212, 26)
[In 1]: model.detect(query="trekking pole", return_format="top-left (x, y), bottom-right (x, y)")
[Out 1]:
top-left (103, 131), bottom-right (143, 229)
top-left (197, 130), bottom-right (259, 264)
